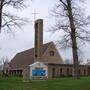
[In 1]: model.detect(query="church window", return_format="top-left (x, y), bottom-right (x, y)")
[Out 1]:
top-left (67, 68), bottom-right (69, 76)
top-left (50, 51), bottom-right (54, 56)
top-left (79, 69), bottom-right (81, 75)
top-left (52, 68), bottom-right (55, 77)
top-left (60, 68), bottom-right (62, 76)
top-left (35, 54), bottom-right (37, 58)
top-left (84, 69), bottom-right (86, 75)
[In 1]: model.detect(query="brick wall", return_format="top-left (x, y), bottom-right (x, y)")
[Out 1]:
top-left (41, 43), bottom-right (63, 64)
top-left (48, 64), bottom-right (89, 78)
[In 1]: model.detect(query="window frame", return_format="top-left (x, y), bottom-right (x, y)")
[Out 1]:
top-left (50, 51), bottom-right (54, 56)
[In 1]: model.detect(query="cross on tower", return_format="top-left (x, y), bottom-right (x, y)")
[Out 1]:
top-left (32, 9), bottom-right (39, 21)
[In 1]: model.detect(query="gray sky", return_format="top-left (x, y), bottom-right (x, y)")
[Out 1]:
top-left (0, 0), bottom-right (90, 63)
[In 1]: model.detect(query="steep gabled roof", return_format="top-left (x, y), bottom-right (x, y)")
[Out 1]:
top-left (42, 42), bottom-right (53, 53)
top-left (10, 42), bottom-right (53, 69)
top-left (10, 48), bottom-right (34, 69)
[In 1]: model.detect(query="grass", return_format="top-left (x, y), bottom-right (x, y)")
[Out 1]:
top-left (0, 76), bottom-right (90, 90)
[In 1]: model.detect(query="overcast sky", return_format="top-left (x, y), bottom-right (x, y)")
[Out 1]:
top-left (0, 0), bottom-right (90, 64)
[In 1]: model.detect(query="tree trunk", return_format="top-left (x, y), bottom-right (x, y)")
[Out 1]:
top-left (0, 0), bottom-right (3, 32)
top-left (66, 0), bottom-right (80, 79)
top-left (71, 29), bottom-right (80, 79)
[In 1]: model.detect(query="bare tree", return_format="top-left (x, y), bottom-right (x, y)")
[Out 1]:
top-left (65, 59), bottom-right (73, 64)
top-left (0, 57), bottom-right (9, 74)
top-left (0, 0), bottom-right (31, 33)
top-left (50, 0), bottom-right (90, 79)
top-left (0, 60), bottom-right (3, 70)
top-left (77, 49), bottom-right (84, 65)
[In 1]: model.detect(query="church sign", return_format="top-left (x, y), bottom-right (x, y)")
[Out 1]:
top-left (30, 62), bottom-right (48, 80)
top-left (32, 68), bottom-right (46, 76)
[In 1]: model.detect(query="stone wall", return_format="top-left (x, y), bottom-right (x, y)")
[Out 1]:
top-left (22, 66), bottom-right (30, 82)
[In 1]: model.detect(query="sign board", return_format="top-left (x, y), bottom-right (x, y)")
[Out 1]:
top-left (32, 69), bottom-right (46, 76)
top-left (30, 62), bottom-right (48, 80)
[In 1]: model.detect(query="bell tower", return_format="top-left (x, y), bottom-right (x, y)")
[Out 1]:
top-left (34, 19), bottom-right (43, 62)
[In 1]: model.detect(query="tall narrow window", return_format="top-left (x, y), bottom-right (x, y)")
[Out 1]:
top-left (50, 51), bottom-right (54, 56)
top-left (84, 69), bottom-right (86, 75)
top-left (52, 68), bottom-right (55, 77)
top-left (60, 68), bottom-right (62, 76)
top-left (67, 68), bottom-right (69, 76)
top-left (79, 69), bottom-right (81, 75)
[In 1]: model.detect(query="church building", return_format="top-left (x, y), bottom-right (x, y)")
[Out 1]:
top-left (4, 19), bottom-right (90, 80)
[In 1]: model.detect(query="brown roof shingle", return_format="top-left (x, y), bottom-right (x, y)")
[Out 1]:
top-left (10, 42), bottom-right (52, 69)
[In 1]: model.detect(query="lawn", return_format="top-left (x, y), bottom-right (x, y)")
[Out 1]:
top-left (0, 76), bottom-right (90, 90)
